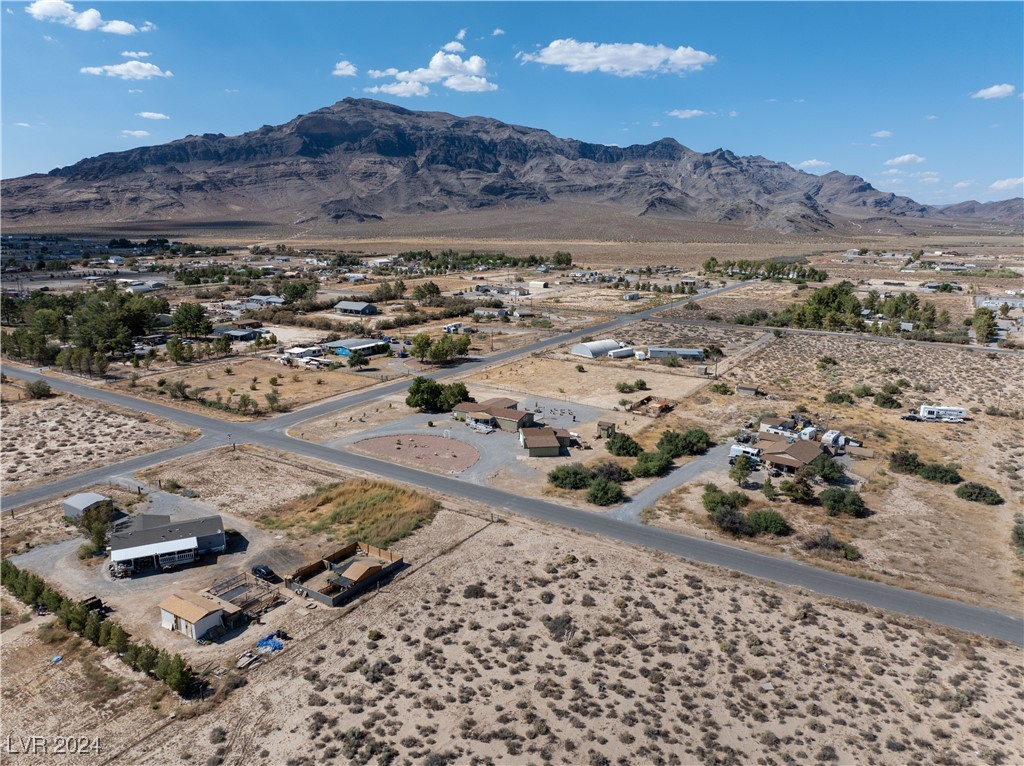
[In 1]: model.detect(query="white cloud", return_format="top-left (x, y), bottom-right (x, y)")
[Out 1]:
top-left (456, 28), bottom-right (466, 40)
top-left (140, 21), bottom-right (156, 32)
top-left (5, 8), bottom-right (13, 14)
top-left (667, 109), bottom-right (707, 119)
top-left (365, 47), bottom-right (496, 97)
top-left (871, 130), bottom-right (892, 138)
top-left (365, 81), bottom-right (431, 98)
top-left (121, 50), bottom-right (150, 58)
top-left (120, 129), bottom-right (149, 137)
top-left (81, 61), bottom-right (172, 80)
top-left (26, 0), bottom-right (144, 34)
top-left (990, 177), bottom-right (1024, 191)
top-left (650, 121), bottom-right (660, 127)
top-left (127, 88), bottom-right (143, 93)
top-left (42, 34), bottom-right (55, 42)
top-left (925, 114), bottom-right (937, 120)
top-left (728, 110), bottom-right (739, 118)
top-left (492, 28), bottom-right (505, 36)
top-left (884, 153), bottom-right (925, 166)
top-left (442, 41), bottom-right (465, 53)
top-left (798, 159), bottom-right (830, 170)
top-left (881, 168), bottom-right (903, 176)
top-left (970, 83), bottom-right (1015, 99)
top-left (520, 38), bottom-right (715, 77)
top-left (15, 122), bottom-right (32, 128)
top-left (912, 172), bottom-right (940, 184)
top-left (332, 60), bottom-right (357, 77)
top-left (136, 111), bottom-right (169, 120)
top-left (952, 180), bottom-right (974, 189)
top-left (224, 88), bottom-right (239, 94)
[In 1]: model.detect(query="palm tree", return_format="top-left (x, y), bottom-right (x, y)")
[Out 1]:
top-left (703, 344), bottom-right (725, 378)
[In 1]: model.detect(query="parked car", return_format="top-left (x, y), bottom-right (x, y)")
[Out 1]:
top-left (901, 415), bottom-right (922, 421)
top-left (251, 565), bottom-right (274, 581)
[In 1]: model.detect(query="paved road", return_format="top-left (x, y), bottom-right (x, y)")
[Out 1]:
top-left (4, 276), bottom-right (1023, 645)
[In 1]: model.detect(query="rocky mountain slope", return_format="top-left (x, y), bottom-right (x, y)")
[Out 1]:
top-left (2, 98), bottom-right (1020, 233)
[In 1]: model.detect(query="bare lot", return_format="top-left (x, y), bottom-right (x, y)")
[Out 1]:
top-left (535, 286), bottom-right (678, 314)
top-left (0, 392), bottom-right (195, 495)
top-left (110, 357), bottom-right (378, 420)
top-left (9, 511), bottom-right (1018, 766)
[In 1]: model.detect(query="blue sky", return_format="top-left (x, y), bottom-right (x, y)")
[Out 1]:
top-left (3, 1), bottom-right (1022, 204)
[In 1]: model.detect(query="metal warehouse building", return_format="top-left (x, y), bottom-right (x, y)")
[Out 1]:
top-left (570, 339), bottom-right (621, 358)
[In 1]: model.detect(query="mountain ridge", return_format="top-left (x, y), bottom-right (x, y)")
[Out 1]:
top-left (3, 97), bottom-right (1021, 233)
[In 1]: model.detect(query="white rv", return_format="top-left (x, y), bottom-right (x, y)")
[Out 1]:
top-left (919, 404), bottom-right (967, 422)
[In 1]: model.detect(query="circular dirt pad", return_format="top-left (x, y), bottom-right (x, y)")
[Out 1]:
top-left (352, 434), bottom-right (480, 474)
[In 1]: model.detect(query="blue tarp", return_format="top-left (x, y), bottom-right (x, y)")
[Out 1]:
top-left (256, 634), bottom-right (283, 652)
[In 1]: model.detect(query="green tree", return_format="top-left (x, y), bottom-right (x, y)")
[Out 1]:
top-left (605, 432), bottom-right (642, 457)
top-left (264, 391), bottom-right (282, 412)
top-left (703, 344), bottom-right (725, 377)
top-left (972, 307), bottom-right (996, 344)
top-left (24, 380), bottom-right (52, 399)
top-left (729, 454), bottom-right (752, 487)
top-left (586, 477), bottom-right (624, 506)
top-left (657, 428), bottom-right (711, 458)
top-left (347, 351), bottom-right (369, 370)
top-left (413, 281), bottom-right (442, 303)
top-left (169, 302), bottom-right (212, 339)
top-left (437, 382), bottom-right (469, 412)
top-left (83, 611), bottom-right (103, 645)
top-left (811, 453), bottom-right (845, 483)
top-left (92, 352), bottom-right (109, 378)
top-left (410, 333), bottom-right (433, 362)
top-left (107, 624), bottom-right (129, 655)
top-left (779, 468), bottom-right (815, 503)
top-left (405, 376), bottom-right (443, 411)
top-left (427, 334), bottom-right (457, 364)
top-left (746, 510), bottom-right (791, 536)
top-left (955, 482), bottom-right (1004, 505)
top-left (631, 450), bottom-right (672, 478)
top-left (762, 476), bottom-right (777, 501)
top-left (551, 251), bottom-right (573, 268)
top-left (164, 654), bottom-right (194, 695)
top-left (820, 488), bottom-right (869, 517)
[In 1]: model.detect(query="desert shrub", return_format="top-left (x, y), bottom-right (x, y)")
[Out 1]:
top-left (881, 382), bottom-right (902, 395)
top-left (631, 451), bottom-right (672, 478)
top-left (820, 488), bottom-right (869, 518)
top-left (633, 379), bottom-right (648, 391)
top-left (955, 483), bottom-right (1004, 505)
top-left (873, 392), bottom-right (902, 409)
top-left (657, 428), bottom-right (711, 458)
top-left (703, 483), bottom-right (751, 534)
top-left (586, 477), bottom-right (625, 506)
top-left (1012, 514), bottom-right (1024, 555)
top-left (614, 381), bottom-right (635, 394)
top-left (779, 469), bottom-right (815, 503)
top-left (916, 463), bottom-right (963, 484)
top-left (24, 380), bottom-right (53, 399)
top-left (802, 529), bottom-right (862, 560)
top-left (463, 584), bottom-right (486, 599)
top-left (591, 462), bottom-right (632, 484)
top-left (709, 383), bottom-right (733, 395)
top-left (817, 356), bottom-right (838, 370)
top-left (889, 449), bottom-right (922, 474)
top-left (824, 391), bottom-right (853, 404)
top-left (605, 432), bottom-right (642, 457)
top-left (746, 510), bottom-right (791, 536)
top-left (852, 384), bottom-right (874, 398)
top-left (547, 463), bottom-right (593, 490)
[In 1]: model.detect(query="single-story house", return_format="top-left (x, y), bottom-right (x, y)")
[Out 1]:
top-left (513, 308), bottom-right (534, 318)
top-left (647, 347), bottom-right (704, 361)
top-left (245, 295), bottom-right (285, 310)
top-left (333, 300), bottom-right (379, 316)
top-left (224, 328), bottom-right (260, 342)
top-left (159, 592), bottom-right (229, 641)
top-left (474, 307), bottom-right (508, 318)
top-left (321, 338), bottom-right (389, 357)
top-left (284, 346), bottom-right (324, 359)
top-left (63, 492), bottom-right (112, 521)
top-left (571, 339), bottom-right (621, 358)
top-left (452, 398), bottom-right (532, 432)
top-left (232, 319), bottom-right (263, 329)
top-left (758, 439), bottom-right (823, 473)
top-left (109, 514), bottom-right (226, 575)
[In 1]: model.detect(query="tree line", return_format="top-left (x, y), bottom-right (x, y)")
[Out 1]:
top-left (0, 559), bottom-right (196, 695)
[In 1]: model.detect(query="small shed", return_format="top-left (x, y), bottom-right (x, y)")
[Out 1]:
top-left (597, 421), bottom-right (616, 439)
top-left (529, 280), bottom-right (549, 290)
top-left (520, 427), bottom-right (562, 457)
top-left (736, 385), bottom-right (761, 397)
top-left (622, 292), bottom-right (641, 301)
top-left (63, 492), bottom-right (112, 521)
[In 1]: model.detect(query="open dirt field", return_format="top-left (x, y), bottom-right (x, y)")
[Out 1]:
top-left (110, 357), bottom-right (379, 420)
top-left (638, 333), bottom-right (1024, 611)
top-left (535, 287), bottom-right (678, 314)
top-left (0, 391), bottom-right (196, 495)
top-left (7, 509), bottom-right (1021, 766)
top-left (660, 281), bottom-right (804, 321)
top-left (351, 434), bottom-right (480, 475)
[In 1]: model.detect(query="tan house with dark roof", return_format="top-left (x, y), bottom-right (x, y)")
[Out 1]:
top-left (452, 398), bottom-right (534, 431)
top-left (759, 439), bottom-right (823, 472)
top-left (520, 427), bottom-right (565, 457)
top-left (159, 592), bottom-right (226, 640)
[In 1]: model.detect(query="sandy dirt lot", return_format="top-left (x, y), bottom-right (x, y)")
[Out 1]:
top-left (639, 332), bottom-right (1024, 611)
top-left (0, 392), bottom-right (196, 495)
top-left (536, 286), bottom-right (678, 314)
top-left (660, 281), bottom-right (803, 321)
top-left (110, 357), bottom-right (377, 420)
top-left (7, 510), bottom-right (1018, 766)
top-left (351, 434), bottom-right (480, 474)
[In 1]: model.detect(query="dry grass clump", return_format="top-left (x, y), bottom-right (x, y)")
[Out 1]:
top-left (260, 479), bottom-right (439, 546)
